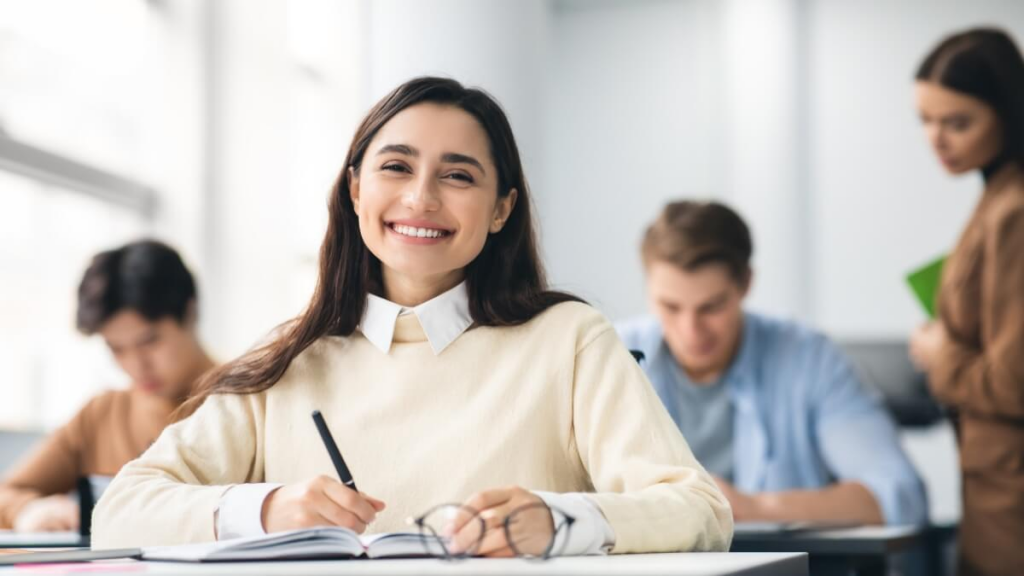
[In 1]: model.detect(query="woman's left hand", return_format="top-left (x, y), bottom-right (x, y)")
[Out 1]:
top-left (449, 486), bottom-right (554, 557)
top-left (909, 321), bottom-right (948, 372)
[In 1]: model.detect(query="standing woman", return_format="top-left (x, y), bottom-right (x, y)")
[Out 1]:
top-left (92, 77), bottom-right (732, 556)
top-left (910, 28), bottom-right (1024, 576)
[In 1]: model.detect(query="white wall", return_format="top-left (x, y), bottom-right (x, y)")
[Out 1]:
top-left (364, 0), bottom-right (550, 183)
top-left (809, 0), bottom-right (1024, 338)
top-left (720, 0), bottom-right (807, 320)
top-left (147, 0), bottom-right (207, 270)
top-left (540, 0), bottom-right (724, 317)
top-left (202, 0), bottom-right (295, 357)
top-left (541, 0), bottom-right (810, 321)
top-left (200, 0), bottom-right (363, 358)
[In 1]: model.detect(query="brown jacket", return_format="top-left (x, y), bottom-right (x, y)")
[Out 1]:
top-left (931, 162), bottom-right (1024, 576)
top-left (0, 389), bottom-right (178, 529)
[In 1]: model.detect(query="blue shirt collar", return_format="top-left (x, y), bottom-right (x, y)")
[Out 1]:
top-left (719, 312), bottom-right (760, 393)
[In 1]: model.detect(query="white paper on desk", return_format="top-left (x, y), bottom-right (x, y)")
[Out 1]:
top-left (0, 529), bottom-right (87, 547)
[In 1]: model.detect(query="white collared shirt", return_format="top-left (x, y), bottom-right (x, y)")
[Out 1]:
top-left (360, 282), bottom-right (474, 356)
top-left (216, 282), bottom-right (614, 554)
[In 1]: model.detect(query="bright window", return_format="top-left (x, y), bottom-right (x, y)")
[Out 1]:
top-left (0, 0), bottom-right (159, 430)
top-left (0, 170), bottom-right (147, 429)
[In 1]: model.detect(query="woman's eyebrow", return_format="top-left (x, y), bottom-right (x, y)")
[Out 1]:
top-left (442, 152), bottom-right (485, 174)
top-left (376, 143), bottom-right (417, 156)
top-left (376, 144), bottom-right (485, 174)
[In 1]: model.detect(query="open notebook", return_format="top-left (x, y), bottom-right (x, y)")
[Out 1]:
top-left (0, 527), bottom-right (445, 565)
top-left (146, 527), bottom-right (444, 562)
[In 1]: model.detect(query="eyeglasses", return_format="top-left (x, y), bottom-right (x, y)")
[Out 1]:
top-left (409, 502), bottom-right (576, 560)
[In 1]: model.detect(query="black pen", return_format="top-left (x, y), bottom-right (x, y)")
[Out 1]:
top-left (311, 410), bottom-right (358, 492)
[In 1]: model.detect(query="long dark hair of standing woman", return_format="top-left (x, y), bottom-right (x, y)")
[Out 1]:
top-left (917, 27), bottom-right (1024, 168)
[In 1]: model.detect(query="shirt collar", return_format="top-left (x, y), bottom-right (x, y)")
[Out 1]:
top-left (720, 312), bottom-right (759, 390)
top-left (360, 281), bottom-right (473, 355)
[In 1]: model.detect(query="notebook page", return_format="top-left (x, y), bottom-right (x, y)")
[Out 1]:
top-left (142, 527), bottom-right (363, 562)
top-left (361, 532), bottom-right (447, 558)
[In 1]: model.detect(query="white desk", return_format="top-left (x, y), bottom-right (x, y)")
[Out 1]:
top-left (6, 553), bottom-right (807, 575)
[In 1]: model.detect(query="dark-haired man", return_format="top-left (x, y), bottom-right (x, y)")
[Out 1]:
top-left (0, 240), bottom-right (215, 531)
top-left (617, 201), bottom-right (928, 526)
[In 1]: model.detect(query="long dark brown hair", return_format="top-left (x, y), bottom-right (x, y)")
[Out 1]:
top-left (917, 27), bottom-right (1024, 166)
top-left (183, 77), bottom-right (581, 414)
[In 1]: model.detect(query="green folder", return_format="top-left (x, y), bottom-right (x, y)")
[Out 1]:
top-left (906, 255), bottom-right (946, 318)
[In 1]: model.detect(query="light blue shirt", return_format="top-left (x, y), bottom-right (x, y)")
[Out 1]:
top-left (616, 312), bottom-right (928, 526)
top-left (660, 365), bottom-right (734, 481)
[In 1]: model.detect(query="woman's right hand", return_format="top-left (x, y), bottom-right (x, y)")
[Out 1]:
top-left (260, 475), bottom-right (386, 534)
top-left (14, 495), bottom-right (80, 532)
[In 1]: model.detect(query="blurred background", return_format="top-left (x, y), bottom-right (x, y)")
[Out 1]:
top-left (2, 0), bottom-right (1023, 527)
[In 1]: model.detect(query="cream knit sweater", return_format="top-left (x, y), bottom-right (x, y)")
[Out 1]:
top-left (92, 302), bottom-right (733, 553)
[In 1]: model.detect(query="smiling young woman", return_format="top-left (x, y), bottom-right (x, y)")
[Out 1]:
top-left (91, 77), bottom-right (732, 557)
